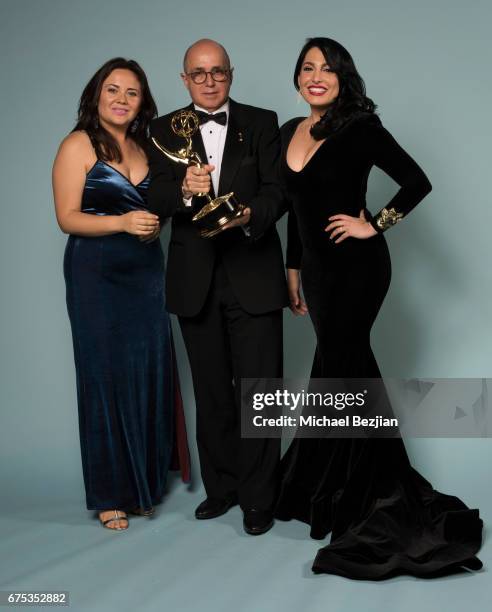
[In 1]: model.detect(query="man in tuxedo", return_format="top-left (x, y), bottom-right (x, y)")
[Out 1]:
top-left (147, 39), bottom-right (288, 535)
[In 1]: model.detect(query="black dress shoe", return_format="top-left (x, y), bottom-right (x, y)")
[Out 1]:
top-left (194, 497), bottom-right (237, 520)
top-left (243, 509), bottom-right (274, 535)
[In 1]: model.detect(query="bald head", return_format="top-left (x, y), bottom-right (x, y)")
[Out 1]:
top-left (183, 39), bottom-right (231, 72)
top-left (180, 38), bottom-right (233, 111)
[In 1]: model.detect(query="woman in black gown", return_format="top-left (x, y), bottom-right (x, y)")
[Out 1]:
top-left (275, 38), bottom-right (483, 579)
top-left (53, 58), bottom-right (190, 530)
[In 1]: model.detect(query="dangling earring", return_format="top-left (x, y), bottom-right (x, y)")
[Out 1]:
top-left (130, 116), bottom-right (139, 134)
top-left (94, 115), bottom-right (99, 129)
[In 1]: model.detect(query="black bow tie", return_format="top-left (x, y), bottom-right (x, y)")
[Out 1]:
top-left (195, 110), bottom-right (228, 126)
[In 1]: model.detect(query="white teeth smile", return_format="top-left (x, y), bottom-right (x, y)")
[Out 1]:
top-left (308, 87), bottom-right (327, 93)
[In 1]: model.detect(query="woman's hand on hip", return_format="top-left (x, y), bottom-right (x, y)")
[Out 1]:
top-left (325, 210), bottom-right (377, 244)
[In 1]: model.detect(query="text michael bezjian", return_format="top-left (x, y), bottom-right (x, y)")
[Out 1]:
top-left (252, 414), bottom-right (399, 429)
top-left (250, 390), bottom-right (399, 429)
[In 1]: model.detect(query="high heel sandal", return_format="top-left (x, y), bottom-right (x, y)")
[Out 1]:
top-left (99, 510), bottom-right (129, 530)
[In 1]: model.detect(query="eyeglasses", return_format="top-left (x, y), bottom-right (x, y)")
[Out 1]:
top-left (185, 68), bottom-right (233, 84)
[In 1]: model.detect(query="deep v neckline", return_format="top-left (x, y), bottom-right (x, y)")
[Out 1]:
top-left (92, 160), bottom-right (149, 188)
top-left (285, 120), bottom-right (328, 173)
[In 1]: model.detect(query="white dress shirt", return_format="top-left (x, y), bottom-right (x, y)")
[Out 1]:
top-left (183, 100), bottom-right (229, 206)
top-left (183, 100), bottom-right (250, 236)
top-left (195, 100), bottom-right (229, 194)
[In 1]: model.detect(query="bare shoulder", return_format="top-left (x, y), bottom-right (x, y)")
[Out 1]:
top-left (55, 130), bottom-right (96, 171)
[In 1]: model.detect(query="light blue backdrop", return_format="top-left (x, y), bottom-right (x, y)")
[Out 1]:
top-left (0, 0), bottom-right (490, 541)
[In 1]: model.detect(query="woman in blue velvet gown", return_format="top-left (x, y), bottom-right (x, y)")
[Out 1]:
top-left (53, 58), bottom-right (190, 530)
top-left (275, 38), bottom-right (483, 579)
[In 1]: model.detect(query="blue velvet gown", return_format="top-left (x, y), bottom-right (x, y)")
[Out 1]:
top-left (64, 160), bottom-right (178, 512)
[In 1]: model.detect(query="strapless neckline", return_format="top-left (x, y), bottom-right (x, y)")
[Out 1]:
top-left (87, 159), bottom-right (150, 188)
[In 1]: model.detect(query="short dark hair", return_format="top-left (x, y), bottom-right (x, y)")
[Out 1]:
top-left (73, 57), bottom-right (157, 162)
top-left (294, 37), bottom-right (376, 140)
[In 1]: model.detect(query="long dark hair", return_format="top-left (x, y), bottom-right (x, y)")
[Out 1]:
top-left (73, 57), bottom-right (157, 162)
top-left (294, 37), bottom-right (376, 140)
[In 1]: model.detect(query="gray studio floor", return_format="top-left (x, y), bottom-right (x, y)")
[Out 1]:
top-left (0, 478), bottom-right (490, 612)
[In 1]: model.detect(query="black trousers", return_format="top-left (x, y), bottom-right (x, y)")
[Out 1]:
top-left (179, 258), bottom-right (282, 510)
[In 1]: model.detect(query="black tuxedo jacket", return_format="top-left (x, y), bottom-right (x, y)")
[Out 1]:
top-left (147, 99), bottom-right (289, 317)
